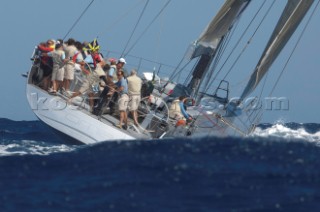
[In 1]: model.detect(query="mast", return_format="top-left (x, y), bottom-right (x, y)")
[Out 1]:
top-left (187, 0), bottom-right (251, 94)
top-left (241, 0), bottom-right (315, 99)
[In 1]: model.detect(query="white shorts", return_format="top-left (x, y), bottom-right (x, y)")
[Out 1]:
top-left (118, 94), bottom-right (129, 111)
top-left (64, 63), bottom-right (75, 80)
top-left (51, 65), bottom-right (64, 81)
top-left (128, 95), bottom-right (141, 111)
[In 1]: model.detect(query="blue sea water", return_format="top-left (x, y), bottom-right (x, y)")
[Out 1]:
top-left (1, 118), bottom-right (320, 211)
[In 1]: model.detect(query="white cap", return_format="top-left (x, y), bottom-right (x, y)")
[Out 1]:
top-left (118, 58), bottom-right (126, 64)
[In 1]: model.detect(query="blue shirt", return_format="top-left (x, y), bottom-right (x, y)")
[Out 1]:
top-left (109, 66), bottom-right (116, 77)
top-left (179, 101), bottom-right (189, 119)
top-left (74, 51), bottom-right (83, 63)
top-left (116, 77), bottom-right (128, 95)
top-left (84, 54), bottom-right (94, 66)
top-left (84, 53), bottom-right (103, 67)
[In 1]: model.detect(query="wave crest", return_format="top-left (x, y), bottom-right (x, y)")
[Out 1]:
top-left (254, 123), bottom-right (320, 143)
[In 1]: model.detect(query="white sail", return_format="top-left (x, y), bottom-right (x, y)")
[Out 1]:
top-left (187, 0), bottom-right (251, 92)
top-left (190, 0), bottom-right (251, 59)
top-left (241, 0), bottom-right (315, 99)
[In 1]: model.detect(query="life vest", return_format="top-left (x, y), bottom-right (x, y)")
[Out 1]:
top-left (38, 44), bottom-right (54, 65)
top-left (91, 53), bottom-right (102, 68)
top-left (175, 119), bottom-right (186, 127)
top-left (72, 52), bottom-right (80, 63)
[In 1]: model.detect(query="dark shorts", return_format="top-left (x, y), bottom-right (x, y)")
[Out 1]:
top-left (41, 62), bottom-right (53, 77)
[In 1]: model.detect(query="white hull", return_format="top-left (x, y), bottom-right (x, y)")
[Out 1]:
top-left (26, 83), bottom-right (257, 144)
top-left (26, 84), bottom-right (136, 144)
top-left (25, 58), bottom-right (259, 145)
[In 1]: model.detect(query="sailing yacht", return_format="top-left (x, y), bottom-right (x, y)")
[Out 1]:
top-left (25, 0), bottom-right (317, 144)
top-left (162, 0), bottom-right (316, 138)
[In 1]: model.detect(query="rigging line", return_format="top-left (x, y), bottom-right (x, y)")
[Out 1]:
top-left (256, 52), bottom-right (271, 104)
top-left (162, 51), bottom-right (189, 91)
top-left (187, 23), bottom-right (235, 92)
top-left (153, 7), bottom-right (165, 65)
top-left (100, 49), bottom-right (176, 69)
top-left (269, 0), bottom-right (320, 97)
top-left (97, 0), bottom-right (145, 38)
top-left (231, 106), bottom-right (256, 135)
top-left (258, 72), bottom-right (268, 102)
top-left (214, 0), bottom-right (268, 80)
top-left (246, 101), bottom-right (263, 124)
top-left (206, 0), bottom-right (273, 91)
top-left (170, 59), bottom-right (192, 81)
top-left (204, 31), bottom-right (239, 92)
top-left (124, 0), bottom-right (171, 57)
top-left (63, 0), bottom-right (95, 40)
top-left (203, 20), bottom-right (238, 93)
top-left (203, 34), bottom-right (230, 92)
top-left (183, 60), bottom-right (198, 85)
top-left (222, 0), bottom-right (276, 81)
top-left (121, 0), bottom-right (150, 57)
top-left (216, 115), bottom-right (247, 136)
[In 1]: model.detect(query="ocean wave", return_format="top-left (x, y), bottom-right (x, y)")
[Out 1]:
top-left (1, 118), bottom-right (320, 156)
top-left (0, 139), bottom-right (77, 156)
top-left (253, 123), bottom-right (320, 143)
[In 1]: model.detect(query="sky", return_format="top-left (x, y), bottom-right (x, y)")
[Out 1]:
top-left (0, 0), bottom-right (319, 123)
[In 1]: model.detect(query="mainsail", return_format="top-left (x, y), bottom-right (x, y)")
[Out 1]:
top-left (187, 0), bottom-right (251, 92)
top-left (241, 0), bottom-right (315, 99)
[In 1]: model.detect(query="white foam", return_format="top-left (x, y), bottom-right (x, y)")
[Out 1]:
top-left (0, 140), bottom-right (77, 157)
top-left (252, 123), bottom-right (320, 143)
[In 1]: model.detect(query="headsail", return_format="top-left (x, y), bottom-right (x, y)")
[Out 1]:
top-left (187, 0), bottom-right (251, 92)
top-left (241, 0), bottom-right (315, 99)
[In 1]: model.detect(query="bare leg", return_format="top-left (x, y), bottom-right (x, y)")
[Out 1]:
top-left (57, 80), bottom-right (63, 91)
top-left (132, 111), bottom-right (139, 125)
top-left (63, 79), bottom-right (70, 91)
top-left (88, 93), bottom-right (95, 111)
top-left (63, 79), bottom-right (67, 90)
top-left (43, 76), bottom-right (51, 90)
top-left (52, 80), bottom-right (57, 91)
top-left (124, 111), bottom-right (128, 127)
top-left (119, 111), bottom-right (124, 128)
